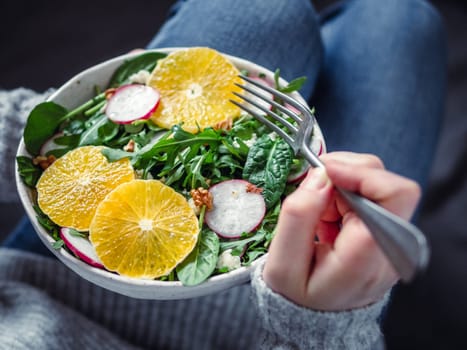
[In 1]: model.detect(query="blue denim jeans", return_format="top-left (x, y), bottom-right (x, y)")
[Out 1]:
top-left (148, 0), bottom-right (446, 189)
top-left (4, 0), bottom-right (446, 257)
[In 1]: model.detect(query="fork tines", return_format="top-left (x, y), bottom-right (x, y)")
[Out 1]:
top-left (230, 75), bottom-right (313, 154)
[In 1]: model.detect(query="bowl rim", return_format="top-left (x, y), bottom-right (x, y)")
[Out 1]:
top-left (15, 47), bottom-right (326, 299)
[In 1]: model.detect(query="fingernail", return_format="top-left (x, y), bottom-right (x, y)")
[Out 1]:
top-left (302, 167), bottom-right (330, 190)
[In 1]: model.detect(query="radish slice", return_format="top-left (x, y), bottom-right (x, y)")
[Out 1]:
top-left (60, 227), bottom-right (104, 268)
top-left (287, 159), bottom-right (310, 184)
top-left (243, 76), bottom-right (274, 115)
top-left (105, 84), bottom-right (160, 124)
top-left (40, 133), bottom-right (66, 156)
top-left (287, 138), bottom-right (324, 183)
top-left (205, 180), bottom-right (266, 239)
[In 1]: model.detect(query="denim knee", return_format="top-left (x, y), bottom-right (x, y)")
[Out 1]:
top-left (352, 0), bottom-right (446, 54)
top-left (147, 0), bottom-right (324, 98)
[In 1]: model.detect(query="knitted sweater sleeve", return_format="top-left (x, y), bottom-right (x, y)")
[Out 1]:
top-left (251, 260), bottom-right (389, 349)
top-left (0, 88), bottom-right (53, 203)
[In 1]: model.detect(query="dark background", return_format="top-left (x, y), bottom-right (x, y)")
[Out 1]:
top-left (1, 1), bottom-right (466, 349)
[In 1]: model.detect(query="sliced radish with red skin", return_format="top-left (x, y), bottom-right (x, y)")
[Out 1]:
top-left (205, 180), bottom-right (266, 239)
top-left (105, 84), bottom-right (160, 124)
top-left (243, 76), bottom-right (274, 114)
top-left (287, 139), bottom-right (324, 183)
top-left (40, 133), bottom-right (66, 156)
top-left (284, 102), bottom-right (302, 115)
top-left (287, 159), bottom-right (310, 184)
top-left (60, 227), bottom-right (104, 268)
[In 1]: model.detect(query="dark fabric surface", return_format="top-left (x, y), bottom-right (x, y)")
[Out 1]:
top-left (383, 1), bottom-right (467, 348)
top-left (1, 0), bottom-right (466, 348)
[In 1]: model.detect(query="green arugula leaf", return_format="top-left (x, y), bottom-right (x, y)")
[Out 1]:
top-left (242, 249), bottom-right (267, 266)
top-left (68, 228), bottom-right (88, 239)
top-left (278, 76), bottom-right (307, 93)
top-left (16, 156), bottom-right (42, 187)
top-left (98, 119), bottom-right (120, 142)
top-left (101, 148), bottom-right (133, 162)
top-left (52, 239), bottom-right (65, 250)
top-left (219, 230), bottom-right (265, 253)
top-left (33, 205), bottom-right (60, 242)
top-left (273, 68), bottom-right (306, 93)
top-left (78, 114), bottom-right (109, 146)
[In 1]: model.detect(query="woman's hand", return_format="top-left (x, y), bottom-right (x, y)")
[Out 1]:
top-left (263, 152), bottom-right (421, 311)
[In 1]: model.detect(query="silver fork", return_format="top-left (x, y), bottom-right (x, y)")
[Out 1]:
top-left (231, 75), bottom-right (429, 283)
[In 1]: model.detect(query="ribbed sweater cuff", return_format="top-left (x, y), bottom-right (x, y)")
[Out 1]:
top-left (251, 260), bottom-right (389, 349)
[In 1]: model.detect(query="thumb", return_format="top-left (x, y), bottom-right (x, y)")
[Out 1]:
top-left (264, 167), bottom-right (333, 298)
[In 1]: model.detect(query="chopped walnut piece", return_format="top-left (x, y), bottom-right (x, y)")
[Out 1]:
top-left (190, 187), bottom-right (213, 210)
top-left (33, 155), bottom-right (56, 170)
top-left (246, 183), bottom-right (263, 194)
top-left (123, 139), bottom-right (136, 152)
top-left (213, 118), bottom-right (233, 131)
top-left (105, 88), bottom-right (117, 100)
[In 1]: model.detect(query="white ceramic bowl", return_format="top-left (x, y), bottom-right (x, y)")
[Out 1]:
top-left (15, 47), bottom-right (326, 300)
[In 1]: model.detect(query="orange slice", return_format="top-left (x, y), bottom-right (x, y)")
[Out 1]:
top-left (36, 146), bottom-right (135, 231)
top-left (89, 179), bottom-right (199, 279)
top-left (147, 47), bottom-right (244, 133)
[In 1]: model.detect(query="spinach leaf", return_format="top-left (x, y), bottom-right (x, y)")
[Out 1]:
top-left (23, 102), bottom-right (68, 155)
top-left (16, 156), bottom-right (42, 187)
top-left (108, 51), bottom-right (167, 87)
top-left (176, 228), bottom-right (220, 286)
top-left (243, 135), bottom-right (293, 208)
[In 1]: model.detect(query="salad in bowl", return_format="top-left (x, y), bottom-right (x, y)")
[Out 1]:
top-left (15, 47), bottom-right (326, 299)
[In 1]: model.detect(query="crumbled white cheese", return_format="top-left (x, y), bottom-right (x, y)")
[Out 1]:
top-left (233, 133), bottom-right (258, 149)
top-left (268, 131), bottom-right (278, 141)
top-left (188, 197), bottom-right (200, 216)
top-left (128, 70), bottom-right (151, 85)
top-left (216, 249), bottom-right (241, 271)
top-left (135, 169), bottom-right (153, 180)
top-left (244, 133), bottom-right (258, 147)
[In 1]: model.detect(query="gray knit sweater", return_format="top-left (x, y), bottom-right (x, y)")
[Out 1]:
top-left (0, 88), bottom-right (388, 350)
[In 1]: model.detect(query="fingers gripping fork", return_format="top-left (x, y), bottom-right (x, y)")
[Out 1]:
top-left (231, 75), bottom-right (430, 282)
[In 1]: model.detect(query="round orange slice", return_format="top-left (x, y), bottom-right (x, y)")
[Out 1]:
top-left (89, 179), bottom-right (199, 279)
top-left (147, 47), bottom-right (244, 133)
top-left (36, 146), bottom-right (135, 231)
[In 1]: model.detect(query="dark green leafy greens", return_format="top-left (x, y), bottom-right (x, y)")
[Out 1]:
top-left (17, 51), bottom-right (313, 286)
top-left (33, 205), bottom-right (63, 249)
top-left (243, 135), bottom-right (293, 208)
top-left (16, 156), bottom-right (42, 187)
top-left (273, 68), bottom-right (307, 93)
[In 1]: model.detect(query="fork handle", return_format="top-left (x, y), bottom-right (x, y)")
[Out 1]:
top-left (337, 188), bottom-right (429, 282)
top-left (301, 147), bottom-right (429, 282)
